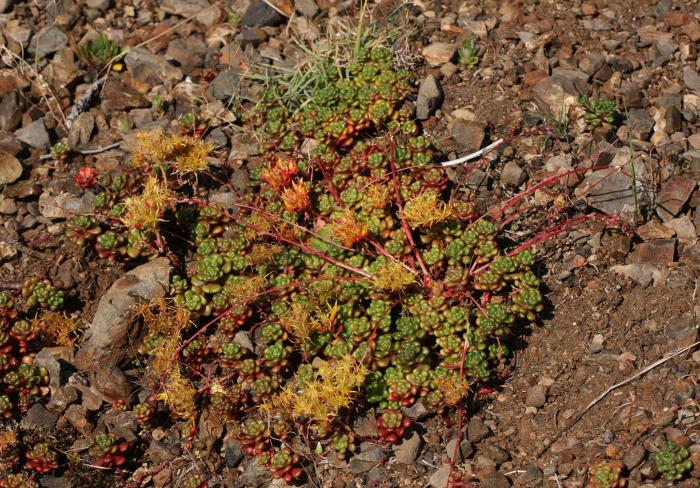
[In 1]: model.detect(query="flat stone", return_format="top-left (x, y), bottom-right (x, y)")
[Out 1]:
top-left (544, 153), bottom-right (572, 173)
top-left (67, 112), bottom-right (95, 148)
top-left (38, 191), bottom-right (94, 219)
top-left (684, 68), bottom-right (700, 93)
top-left (656, 176), bottom-right (696, 221)
top-left (125, 47), bottom-right (183, 88)
top-left (101, 78), bottom-right (150, 113)
top-left (0, 150), bottom-right (23, 185)
top-left (429, 465), bottom-right (451, 488)
top-left (576, 169), bottom-right (641, 221)
top-left (0, 92), bottom-right (22, 132)
top-left (63, 404), bottom-right (92, 437)
top-left (21, 403), bottom-right (58, 430)
top-left (531, 76), bottom-right (578, 119)
top-left (666, 215), bottom-right (696, 242)
top-left (422, 42), bottom-right (457, 66)
top-left (446, 437), bottom-right (474, 463)
top-left (666, 315), bottom-right (697, 342)
top-left (295, 0), bottom-right (318, 17)
top-left (451, 120), bottom-right (485, 153)
top-left (32, 25), bottom-right (68, 58)
top-left (467, 417), bottom-right (490, 442)
top-left (161, 0), bottom-right (210, 17)
top-left (634, 239), bottom-right (676, 265)
top-left (637, 220), bottom-right (674, 240)
top-left (627, 109), bottom-right (655, 139)
top-left (416, 75), bottom-right (443, 120)
top-left (611, 263), bottom-right (665, 287)
top-left (15, 119), bottom-right (50, 149)
top-left (393, 432), bottom-right (422, 464)
top-left (241, 1), bottom-right (286, 27)
top-left (479, 472), bottom-right (511, 488)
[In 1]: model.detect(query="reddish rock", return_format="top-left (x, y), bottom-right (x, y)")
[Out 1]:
top-left (523, 70), bottom-right (548, 87)
top-left (637, 220), bottom-right (674, 240)
top-left (633, 239), bottom-right (677, 265)
top-left (656, 176), bottom-right (696, 221)
top-left (664, 11), bottom-right (689, 28)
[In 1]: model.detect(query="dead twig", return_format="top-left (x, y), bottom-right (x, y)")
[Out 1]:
top-left (439, 138), bottom-right (505, 167)
top-left (536, 340), bottom-right (700, 458)
top-left (64, 75), bottom-right (108, 129)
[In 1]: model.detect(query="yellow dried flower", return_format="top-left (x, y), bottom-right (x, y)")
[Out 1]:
top-left (262, 356), bottom-right (366, 425)
top-left (400, 191), bottom-right (452, 227)
top-left (173, 137), bottom-right (215, 175)
top-left (281, 180), bottom-right (310, 213)
top-left (34, 311), bottom-right (79, 347)
top-left (330, 210), bottom-right (370, 246)
top-left (121, 176), bottom-right (172, 230)
top-left (434, 375), bottom-right (471, 406)
top-left (370, 261), bottom-right (415, 291)
top-left (247, 244), bottom-right (281, 265)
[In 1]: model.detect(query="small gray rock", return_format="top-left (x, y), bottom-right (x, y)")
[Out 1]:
top-left (15, 119), bottom-right (50, 149)
top-left (0, 92), bottom-right (22, 132)
top-left (67, 112), bottom-right (95, 149)
top-left (22, 403), bottom-right (58, 429)
top-left (480, 472), bottom-right (511, 488)
top-left (446, 437), bottom-right (474, 462)
top-left (429, 465), bottom-right (451, 488)
top-left (32, 25), bottom-right (68, 58)
top-left (525, 385), bottom-right (547, 408)
top-left (521, 464), bottom-right (543, 483)
top-left (501, 161), bottom-right (526, 187)
top-left (452, 121), bottom-right (486, 153)
top-left (467, 417), bottom-right (490, 442)
top-left (86, 0), bottom-right (112, 10)
top-left (241, 1), bottom-right (286, 27)
top-left (479, 444), bottom-right (510, 465)
top-left (210, 69), bottom-right (240, 100)
top-left (38, 191), bottom-right (94, 219)
top-left (393, 432), bottom-right (422, 464)
top-left (416, 75), bottom-right (443, 120)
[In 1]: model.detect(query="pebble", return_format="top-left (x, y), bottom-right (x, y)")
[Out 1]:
top-left (501, 161), bottom-right (526, 187)
top-left (32, 25), bottom-right (68, 58)
top-left (446, 437), bottom-right (474, 462)
top-left (422, 42), bottom-right (457, 66)
top-left (392, 432), bottom-right (422, 464)
top-left (467, 417), bottom-right (490, 442)
top-left (21, 403), bottom-right (59, 430)
top-left (590, 334), bottom-right (605, 353)
top-left (0, 150), bottom-right (22, 185)
top-left (416, 75), bottom-right (443, 120)
top-left (241, 1), bottom-right (286, 28)
top-left (525, 385), bottom-right (547, 408)
top-left (451, 120), bottom-right (485, 152)
top-left (15, 119), bottom-right (50, 149)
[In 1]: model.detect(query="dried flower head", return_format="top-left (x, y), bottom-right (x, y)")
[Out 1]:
top-left (262, 356), bottom-right (366, 425)
top-left (330, 210), bottom-right (370, 246)
top-left (281, 180), bottom-right (311, 213)
top-left (434, 375), bottom-right (471, 406)
top-left (370, 262), bottom-right (415, 291)
top-left (33, 311), bottom-right (79, 347)
top-left (261, 159), bottom-right (299, 193)
top-left (121, 176), bottom-right (172, 230)
top-left (400, 191), bottom-right (452, 227)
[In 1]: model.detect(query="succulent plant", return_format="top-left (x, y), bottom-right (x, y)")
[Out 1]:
top-left (25, 443), bottom-right (59, 473)
top-left (587, 460), bottom-right (625, 488)
top-left (78, 33), bottom-right (122, 68)
top-left (377, 409), bottom-right (411, 444)
top-left (654, 441), bottom-right (693, 481)
top-left (88, 433), bottom-right (129, 468)
top-left (578, 96), bottom-right (621, 130)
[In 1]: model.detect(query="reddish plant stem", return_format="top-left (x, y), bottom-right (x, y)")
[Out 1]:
top-left (387, 139), bottom-right (432, 282)
top-left (448, 333), bottom-right (472, 484)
